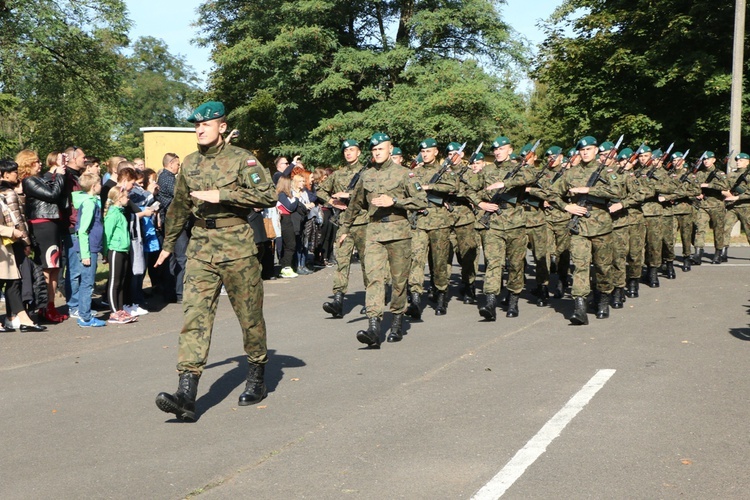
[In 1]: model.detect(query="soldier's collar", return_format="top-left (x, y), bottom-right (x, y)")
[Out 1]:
top-left (199, 139), bottom-right (226, 158)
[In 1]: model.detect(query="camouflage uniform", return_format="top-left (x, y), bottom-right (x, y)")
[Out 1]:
top-left (540, 165), bottom-right (572, 296)
top-left (616, 169), bottom-right (648, 296)
top-left (724, 167), bottom-right (750, 247)
top-left (640, 166), bottom-right (678, 269)
top-left (341, 158), bottom-right (428, 319)
top-left (163, 141), bottom-right (277, 375)
top-left (693, 166), bottom-right (729, 256)
top-left (666, 169), bottom-right (701, 261)
top-left (523, 164), bottom-right (551, 293)
top-left (449, 166), bottom-right (479, 296)
top-left (317, 161), bottom-right (370, 294)
top-left (609, 169), bottom-right (638, 293)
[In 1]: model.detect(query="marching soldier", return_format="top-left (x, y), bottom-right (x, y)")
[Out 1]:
top-left (339, 133), bottom-right (428, 348)
top-left (692, 151), bottom-right (729, 264)
top-left (154, 101), bottom-right (277, 421)
top-left (723, 153), bottom-right (750, 257)
top-left (318, 140), bottom-right (370, 318)
top-left (667, 153), bottom-right (701, 272)
top-left (449, 149), bottom-right (480, 304)
top-left (540, 146), bottom-right (572, 299)
top-left (521, 144), bottom-right (551, 306)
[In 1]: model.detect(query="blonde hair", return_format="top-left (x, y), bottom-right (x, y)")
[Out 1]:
top-left (79, 172), bottom-right (100, 193)
top-left (103, 186), bottom-right (125, 219)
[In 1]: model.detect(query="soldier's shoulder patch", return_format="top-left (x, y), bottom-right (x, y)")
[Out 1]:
top-left (414, 181), bottom-right (423, 191)
top-left (250, 172), bottom-right (261, 184)
top-left (246, 158), bottom-right (257, 167)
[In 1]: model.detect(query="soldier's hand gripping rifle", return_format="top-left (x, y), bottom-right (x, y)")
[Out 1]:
top-left (567, 135), bottom-right (624, 235)
top-left (524, 151), bottom-right (562, 210)
top-left (425, 142), bottom-right (467, 212)
top-left (330, 157), bottom-right (373, 225)
top-left (478, 139), bottom-right (541, 229)
top-left (680, 151), bottom-right (707, 183)
top-left (726, 167), bottom-right (750, 205)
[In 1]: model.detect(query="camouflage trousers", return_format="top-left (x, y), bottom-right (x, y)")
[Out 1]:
top-left (644, 216), bottom-right (663, 267)
top-left (724, 205), bottom-right (750, 246)
top-left (408, 226), bottom-right (451, 293)
top-left (177, 255), bottom-right (267, 375)
top-left (547, 219), bottom-right (571, 279)
top-left (333, 223), bottom-right (368, 294)
top-left (674, 212), bottom-right (694, 257)
top-left (626, 217), bottom-right (646, 279)
top-left (452, 223), bottom-right (479, 286)
top-left (526, 223), bottom-right (550, 287)
top-left (694, 206), bottom-right (726, 249)
top-left (570, 232), bottom-right (613, 297)
top-left (483, 226), bottom-right (527, 295)
top-left (660, 215), bottom-right (676, 261)
top-left (364, 237), bottom-right (411, 319)
top-left (611, 225), bottom-right (630, 288)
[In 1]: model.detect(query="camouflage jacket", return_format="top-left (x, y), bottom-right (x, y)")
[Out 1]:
top-left (727, 167), bottom-right (750, 207)
top-left (539, 165), bottom-right (571, 224)
top-left (664, 169), bottom-right (701, 215)
top-left (695, 167), bottom-right (730, 209)
top-left (549, 160), bottom-right (622, 237)
top-left (341, 158), bottom-right (428, 242)
top-left (611, 170), bottom-right (648, 227)
top-left (638, 166), bottom-right (678, 217)
top-left (163, 141), bottom-right (277, 263)
top-left (410, 158), bottom-right (460, 230)
top-left (471, 159), bottom-right (537, 231)
top-left (523, 164), bottom-right (550, 228)
top-left (449, 162), bottom-right (477, 227)
top-left (316, 160), bottom-right (369, 226)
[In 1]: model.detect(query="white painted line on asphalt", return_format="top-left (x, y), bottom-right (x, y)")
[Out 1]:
top-left (471, 369), bottom-right (617, 500)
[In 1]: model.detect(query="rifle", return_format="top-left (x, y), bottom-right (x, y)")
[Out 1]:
top-left (644, 142), bottom-right (674, 179)
top-left (679, 151), bottom-right (707, 183)
top-left (478, 139), bottom-right (541, 229)
top-left (705, 148), bottom-right (734, 185)
top-left (567, 135), bottom-right (624, 235)
top-left (425, 142), bottom-right (467, 211)
top-left (617, 143), bottom-right (646, 175)
top-left (728, 169), bottom-right (749, 197)
top-left (330, 157), bottom-right (373, 226)
top-left (522, 152), bottom-right (563, 210)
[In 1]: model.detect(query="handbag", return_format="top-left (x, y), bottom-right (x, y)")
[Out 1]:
top-left (263, 217), bottom-right (276, 239)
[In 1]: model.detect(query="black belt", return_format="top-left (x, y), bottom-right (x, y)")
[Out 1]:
top-left (194, 217), bottom-right (247, 229)
top-left (371, 214), bottom-right (407, 223)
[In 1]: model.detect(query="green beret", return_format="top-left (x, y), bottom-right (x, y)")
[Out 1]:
top-left (446, 142), bottom-right (462, 154)
top-left (599, 141), bottom-right (614, 152)
top-left (369, 132), bottom-right (391, 149)
top-left (509, 153), bottom-right (519, 160)
top-left (391, 147), bottom-right (402, 156)
top-left (491, 136), bottom-right (511, 149)
top-left (420, 138), bottom-right (438, 149)
top-left (637, 145), bottom-right (652, 154)
top-left (652, 149), bottom-right (663, 157)
top-left (545, 146), bottom-right (562, 156)
top-left (519, 142), bottom-right (533, 156)
top-left (341, 139), bottom-right (360, 152)
top-left (567, 148), bottom-right (577, 158)
top-left (671, 151), bottom-right (684, 160)
top-left (474, 152), bottom-right (485, 161)
top-left (617, 148), bottom-right (633, 161)
top-left (704, 151), bottom-right (715, 158)
top-left (736, 152), bottom-right (750, 160)
top-left (576, 136), bottom-right (598, 150)
top-left (187, 101), bottom-right (225, 123)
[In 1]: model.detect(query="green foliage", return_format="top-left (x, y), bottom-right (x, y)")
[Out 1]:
top-left (533, 0), bottom-right (746, 150)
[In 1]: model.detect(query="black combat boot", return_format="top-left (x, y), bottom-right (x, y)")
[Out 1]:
top-left (712, 249), bottom-right (722, 264)
top-left (648, 266), bottom-right (660, 288)
top-left (322, 292), bottom-right (344, 318)
top-left (549, 254), bottom-right (558, 274)
top-left (238, 363), bottom-right (268, 406)
top-left (596, 293), bottom-right (610, 319)
top-left (387, 314), bottom-right (404, 343)
top-left (682, 257), bottom-right (691, 272)
top-left (356, 317), bottom-right (381, 348)
top-left (690, 248), bottom-right (704, 265)
top-left (499, 289), bottom-right (509, 307)
top-left (155, 372), bottom-right (199, 421)
top-left (406, 291), bottom-right (422, 320)
top-left (435, 292), bottom-right (447, 315)
top-left (536, 285), bottom-right (549, 307)
top-left (462, 285), bottom-right (477, 305)
top-left (384, 283), bottom-right (392, 305)
top-left (611, 288), bottom-right (624, 309)
top-left (721, 246), bottom-right (728, 262)
top-left (624, 279), bottom-right (636, 298)
top-left (506, 293), bottom-right (520, 318)
top-left (478, 294), bottom-right (497, 321)
top-left (569, 297), bottom-right (589, 325)
top-left (665, 261), bottom-right (676, 279)
top-left (632, 279), bottom-right (640, 298)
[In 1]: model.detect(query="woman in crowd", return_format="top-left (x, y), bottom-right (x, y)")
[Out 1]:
top-left (276, 176), bottom-right (299, 278)
top-left (17, 149), bottom-right (67, 322)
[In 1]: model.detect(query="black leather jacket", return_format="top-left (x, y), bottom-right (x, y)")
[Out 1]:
top-left (22, 173), bottom-right (64, 221)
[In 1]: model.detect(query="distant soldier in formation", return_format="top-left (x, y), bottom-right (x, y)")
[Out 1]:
top-left (723, 153), bottom-right (750, 258)
top-left (667, 153), bottom-right (701, 272)
top-left (539, 146), bottom-right (571, 299)
top-left (692, 151), bottom-right (729, 265)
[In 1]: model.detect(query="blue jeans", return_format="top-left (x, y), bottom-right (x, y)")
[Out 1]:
top-left (63, 233), bottom-right (83, 310)
top-left (78, 252), bottom-right (98, 321)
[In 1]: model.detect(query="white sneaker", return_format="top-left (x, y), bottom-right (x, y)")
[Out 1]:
top-left (279, 267), bottom-right (298, 278)
top-left (125, 304), bottom-right (149, 316)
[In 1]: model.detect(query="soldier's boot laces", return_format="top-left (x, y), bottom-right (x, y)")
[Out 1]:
top-left (238, 363), bottom-right (268, 406)
top-left (536, 285), bottom-right (549, 307)
top-left (570, 296), bottom-right (589, 326)
top-left (387, 314), bottom-right (404, 343)
top-left (665, 261), bottom-right (676, 279)
top-left (406, 292), bottom-right (422, 320)
top-left (712, 249), bottom-right (722, 264)
top-left (721, 246), bottom-right (728, 262)
top-left (478, 294), bottom-right (497, 321)
top-left (435, 292), bottom-right (447, 316)
top-left (690, 248), bottom-right (704, 265)
top-left (506, 293), bottom-right (520, 318)
top-left (155, 372), bottom-right (199, 422)
top-left (611, 288), bottom-right (624, 309)
top-left (596, 293), bottom-right (610, 319)
top-left (356, 317), bottom-right (381, 349)
top-left (462, 285), bottom-right (477, 305)
top-left (648, 266), bottom-right (660, 288)
top-left (322, 292), bottom-right (344, 318)
top-left (682, 256), bottom-right (691, 272)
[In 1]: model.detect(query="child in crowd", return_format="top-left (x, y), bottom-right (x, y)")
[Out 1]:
top-left (72, 172), bottom-right (106, 327)
top-left (103, 187), bottom-right (137, 324)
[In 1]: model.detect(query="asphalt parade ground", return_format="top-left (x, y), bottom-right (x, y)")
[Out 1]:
top-left (2, 246), bottom-right (750, 499)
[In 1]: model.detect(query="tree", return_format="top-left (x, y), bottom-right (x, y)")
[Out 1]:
top-left (196, 0), bottom-right (529, 165)
top-left (533, 0), bottom-right (748, 150)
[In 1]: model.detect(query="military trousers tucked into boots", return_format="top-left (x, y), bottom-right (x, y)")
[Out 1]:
top-left (177, 255), bottom-right (268, 375)
top-left (570, 232), bottom-right (614, 298)
top-left (483, 226), bottom-right (527, 295)
top-left (333, 223), bottom-right (368, 294)
top-left (644, 215), bottom-right (663, 267)
top-left (364, 237), bottom-right (411, 319)
top-left (627, 215), bottom-right (646, 279)
top-left (408, 226), bottom-right (451, 294)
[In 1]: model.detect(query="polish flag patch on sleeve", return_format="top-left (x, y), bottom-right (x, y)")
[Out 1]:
top-left (247, 158), bottom-right (257, 167)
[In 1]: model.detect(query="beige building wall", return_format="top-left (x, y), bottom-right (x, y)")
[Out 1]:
top-left (140, 127), bottom-right (196, 171)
